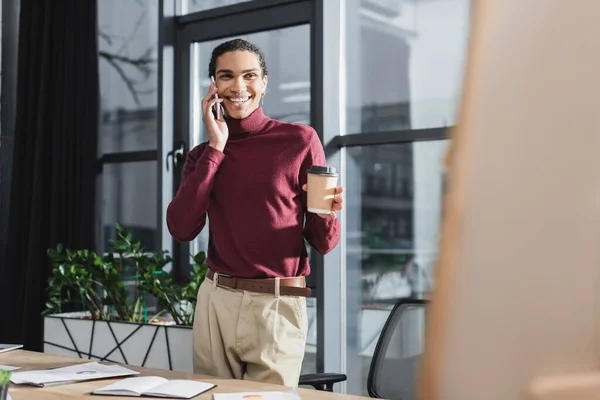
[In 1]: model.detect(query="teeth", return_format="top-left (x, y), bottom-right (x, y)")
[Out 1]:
top-left (230, 98), bottom-right (249, 103)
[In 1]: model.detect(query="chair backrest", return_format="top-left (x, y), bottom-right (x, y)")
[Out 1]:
top-left (367, 299), bottom-right (428, 400)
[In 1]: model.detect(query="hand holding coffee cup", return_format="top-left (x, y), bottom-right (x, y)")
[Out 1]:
top-left (302, 166), bottom-right (344, 219)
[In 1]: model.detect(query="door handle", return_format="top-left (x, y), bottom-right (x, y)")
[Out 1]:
top-left (166, 141), bottom-right (187, 171)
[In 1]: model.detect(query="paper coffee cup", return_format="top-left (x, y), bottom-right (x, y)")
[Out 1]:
top-left (307, 166), bottom-right (339, 214)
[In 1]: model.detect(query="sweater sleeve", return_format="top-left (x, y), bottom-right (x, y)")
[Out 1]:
top-left (300, 130), bottom-right (341, 254)
top-left (166, 144), bottom-right (224, 242)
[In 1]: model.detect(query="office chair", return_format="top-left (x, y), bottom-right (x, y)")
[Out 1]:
top-left (299, 298), bottom-right (428, 399)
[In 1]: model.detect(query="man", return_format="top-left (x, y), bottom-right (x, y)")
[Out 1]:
top-left (166, 39), bottom-right (343, 387)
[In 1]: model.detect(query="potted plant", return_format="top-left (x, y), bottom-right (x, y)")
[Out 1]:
top-left (0, 369), bottom-right (10, 400)
top-left (43, 224), bottom-right (208, 373)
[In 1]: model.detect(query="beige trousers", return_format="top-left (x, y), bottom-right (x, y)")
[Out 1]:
top-left (193, 275), bottom-right (308, 387)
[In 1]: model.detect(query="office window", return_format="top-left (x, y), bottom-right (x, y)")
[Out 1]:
top-left (345, 0), bottom-right (471, 134)
top-left (338, 0), bottom-right (470, 394)
top-left (344, 140), bottom-right (449, 395)
top-left (101, 162), bottom-right (158, 252)
top-left (98, 0), bottom-right (159, 154)
top-left (97, 0), bottom-right (160, 252)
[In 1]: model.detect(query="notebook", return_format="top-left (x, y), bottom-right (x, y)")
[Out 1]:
top-left (213, 390), bottom-right (301, 400)
top-left (0, 365), bottom-right (20, 371)
top-left (10, 362), bottom-right (139, 387)
top-left (93, 376), bottom-right (216, 398)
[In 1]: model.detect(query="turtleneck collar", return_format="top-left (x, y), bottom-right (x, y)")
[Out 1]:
top-left (226, 106), bottom-right (270, 136)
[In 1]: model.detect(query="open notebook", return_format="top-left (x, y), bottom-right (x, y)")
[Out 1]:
top-left (93, 376), bottom-right (216, 399)
top-left (10, 362), bottom-right (138, 387)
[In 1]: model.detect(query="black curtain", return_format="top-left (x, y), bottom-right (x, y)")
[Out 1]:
top-left (0, 0), bottom-right (99, 351)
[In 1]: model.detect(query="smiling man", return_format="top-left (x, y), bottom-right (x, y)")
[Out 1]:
top-left (166, 39), bottom-right (343, 386)
top-left (211, 50), bottom-right (264, 120)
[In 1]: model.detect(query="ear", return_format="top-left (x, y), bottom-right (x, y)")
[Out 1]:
top-left (262, 75), bottom-right (268, 93)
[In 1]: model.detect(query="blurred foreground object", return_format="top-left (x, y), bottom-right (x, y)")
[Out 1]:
top-left (419, 0), bottom-right (600, 399)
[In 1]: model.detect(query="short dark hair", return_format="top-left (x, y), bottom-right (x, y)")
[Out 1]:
top-left (208, 39), bottom-right (268, 78)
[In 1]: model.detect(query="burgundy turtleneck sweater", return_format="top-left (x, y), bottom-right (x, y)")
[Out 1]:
top-left (166, 107), bottom-right (340, 279)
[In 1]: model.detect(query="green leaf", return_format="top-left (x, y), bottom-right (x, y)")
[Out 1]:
top-left (192, 251), bottom-right (206, 265)
top-left (0, 369), bottom-right (12, 385)
top-left (113, 242), bottom-right (129, 252)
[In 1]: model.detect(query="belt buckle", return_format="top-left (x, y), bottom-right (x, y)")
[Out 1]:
top-left (213, 271), bottom-right (232, 287)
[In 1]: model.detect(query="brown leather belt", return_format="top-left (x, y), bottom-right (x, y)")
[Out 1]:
top-left (207, 269), bottom-right (311, 297)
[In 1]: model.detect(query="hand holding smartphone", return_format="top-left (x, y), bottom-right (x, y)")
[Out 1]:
top-left (203, 76), bottom-right (228, 153)
top-left (211, 76), bottom-right (224, 120)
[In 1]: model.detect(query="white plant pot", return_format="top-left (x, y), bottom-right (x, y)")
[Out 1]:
top-left (43, 312), bottom-right (193, 372)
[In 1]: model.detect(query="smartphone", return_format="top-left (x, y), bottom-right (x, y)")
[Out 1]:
top-left (211, 76), bottom-right (223, 120)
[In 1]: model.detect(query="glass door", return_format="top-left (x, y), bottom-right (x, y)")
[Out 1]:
top-left (169, 0), bottom-right (319, 375)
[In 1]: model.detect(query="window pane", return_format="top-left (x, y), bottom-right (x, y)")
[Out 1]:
top-left (99, 162), bottom-right (158, 253)
top-left (344, 140), bottom-right (449, 395)
top-left (177, 0), bottom-right (254, 15)
top-left (98, 0), bottom-right (158, 154)
top-left (301, 297), bottom-right (317, 375)
top-left (345, 0), bottom-right (471, 133)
